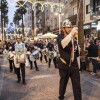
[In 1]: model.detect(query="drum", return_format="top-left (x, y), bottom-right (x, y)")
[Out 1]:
top-left (7, 53), bottom-right (14, 60)
top-left (32, 50), bottom-right (40, 59)
top-left (42, 48), bottom-right (48, 56)
top-left (16, 53), bottom-right (25, 63)
top-left (49, 52), bottom-right (54, 59)
top-left (30, 55), bottom-right (34, 61)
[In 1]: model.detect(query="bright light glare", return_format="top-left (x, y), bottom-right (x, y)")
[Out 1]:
top-left (97, 24), bottom-right (100, 30)
top-left (55, 13), bottom-right (59, 15)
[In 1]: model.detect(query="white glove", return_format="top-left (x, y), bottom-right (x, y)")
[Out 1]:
top-left (71, 27), bottom-right (78, 36)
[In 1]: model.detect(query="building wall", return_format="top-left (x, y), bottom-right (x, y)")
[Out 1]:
top-left (84, 0), bottom-right (92, 24)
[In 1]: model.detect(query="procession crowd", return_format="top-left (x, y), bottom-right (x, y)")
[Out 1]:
top-left (0, 31), bottom-right (99, 85)
top-left (2, 37), bottom-right (59, 85)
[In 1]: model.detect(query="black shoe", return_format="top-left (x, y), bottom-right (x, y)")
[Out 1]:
top-left (23, 82), bottom-right (26, 85)
top-left (22, 79), bottom-right (26, 85)
top-left (59, 96), bottom-right (64, 100)
top-left (36, 69), bottom-right (39, 71)
top-left (17, 79), bottom-right (21, 83)
top-left (30, 68), bottom-right (33, 70)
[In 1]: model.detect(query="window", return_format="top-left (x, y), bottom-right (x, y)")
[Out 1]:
top-left (65, 0), bottom-right (68, 3)
top-left (97, 0), bottom-right (100, 6)
top-left (73, 7), bottom-right (77, 15)
top-left (86, 4), bottom-right (90, 14)
top-left (96, 0), bottom-right (100, 11)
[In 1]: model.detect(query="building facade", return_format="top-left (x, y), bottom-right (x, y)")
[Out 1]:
top-left (24, 0), bottom-right (100, 36)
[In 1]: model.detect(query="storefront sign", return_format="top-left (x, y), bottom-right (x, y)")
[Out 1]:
top-left (83, 25), bottom-right (91, 29)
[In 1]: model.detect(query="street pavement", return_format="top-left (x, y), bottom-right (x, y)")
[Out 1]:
top-left (0, 56), bottom-right (100, 100)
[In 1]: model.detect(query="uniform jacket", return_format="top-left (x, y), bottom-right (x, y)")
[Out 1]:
top-left (57, 31), bottom-right (80, 70)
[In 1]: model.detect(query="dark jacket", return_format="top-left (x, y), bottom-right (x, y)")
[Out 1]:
top-left (57, 32), bottom-right (79, 70)
top-left (87, 44), bottom-right (98, 57)
top-left (47, 42), bottom-right (54, 51)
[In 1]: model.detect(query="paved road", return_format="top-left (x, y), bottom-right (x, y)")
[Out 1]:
top-left (0, 56), bottom-right (100, 100)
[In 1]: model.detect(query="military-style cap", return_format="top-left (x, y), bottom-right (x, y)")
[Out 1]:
top-left (62, 19), bottom-right (72, 28)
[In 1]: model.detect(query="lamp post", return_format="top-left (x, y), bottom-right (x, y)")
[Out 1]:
top-left (55, 12), bottom-right (64, 34)
top-left (54, 0), bottom-right (64, 34)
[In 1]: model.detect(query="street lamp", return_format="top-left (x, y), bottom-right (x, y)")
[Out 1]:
top-left (54, 0), bottom-right (64, 34)
top-left (55, 12), bottom-right (64, 34)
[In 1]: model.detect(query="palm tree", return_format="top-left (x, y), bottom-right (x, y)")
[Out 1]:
top-left (13, 11), bottom-right (22, 28)
top-left (0, 0), bottom-right (9, 40)
top-left (16, 1), bottom-right (27, 36)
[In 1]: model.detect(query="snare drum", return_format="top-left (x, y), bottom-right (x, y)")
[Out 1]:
top-left (32, 50), bottom-right (40, 59)
top-left (49, 51), bottom-right (54, 59)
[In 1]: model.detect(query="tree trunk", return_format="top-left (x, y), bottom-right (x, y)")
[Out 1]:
top-left (1, 0), bottom-right (3, 43)
top-left (22, 14), bottom-right (24, 37)
top-left (4, 19), bottom-right (6, 40)
top-left (78, 0), bottom-right (85, 57)
top-left (32, 4), bottom-right (34, 37)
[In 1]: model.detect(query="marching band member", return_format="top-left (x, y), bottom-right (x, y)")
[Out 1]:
top-left (38, 41), bottom-right (44, 62)
top-left (8, 46), bottom-right (15, 73)
top-left (57, 19), bottom-right (82, 100)
top-left (14, 36), bottom-right (26, 85)
top-left (3, 44), bottom-right (16, 73)
top-left (29, 46), bottom-right (39, 71)
top-left (48, 48), bottom-right (57, 68)
top-left (42, 46), bottom-right (48, 63)
top-left (27, 47), bottom-right (33, 70)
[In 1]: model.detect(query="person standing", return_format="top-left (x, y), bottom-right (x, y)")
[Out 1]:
top-left (86, 40), bottom-right (98, 75)
top-left (8, 45), bottom-right (15, 73)
top-left (57, 19), bottom-right (82, 100)
top-left (14, 36), bottom-right (26, 85)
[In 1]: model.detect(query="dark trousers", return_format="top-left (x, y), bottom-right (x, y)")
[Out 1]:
top-left (27, 56), bottom-right (38, 71)
top-left (91, 59), bottom-right (98, 73)
top-left (48, 57), bottom-right (57, 68)
top-left (28, 56), bottom-right (33, 69)
top-left (40, 51), bottom-right (43, 62)
top-left (34, 60), bottom-right (39, 71)
top-left (44, 55), bottom-right (48, 63)
top-left (16, 63), bottom-right (25, 82)
top-left (59, 68), bottom-right (82, 100)
top-left (9, 60), bottom-right (16, 73)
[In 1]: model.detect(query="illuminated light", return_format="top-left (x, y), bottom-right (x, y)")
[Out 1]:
top-left (53, 5), bottom-right (55, 8)
top-left (97, 24), bottom-right (100, 30)
top-left (61, 13), bottom-right (64, 16)
top-left (18, 1), bottom-right (65, 13)
top-left (92, 23), bottom-right (96, 25)
top-left (45, 3), bottom-right (49, 7)
top-left (55, 13), bottom-right (58, 15)
top-left (61, 5), bottom-right (65, 8)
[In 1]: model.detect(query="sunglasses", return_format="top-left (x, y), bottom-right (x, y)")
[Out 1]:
top-left (63, 27), bottom-right (73, 28)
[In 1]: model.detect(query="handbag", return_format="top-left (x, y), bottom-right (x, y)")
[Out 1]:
top-left (16, 53), bottom-right (25, 63)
